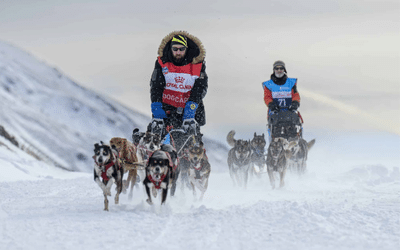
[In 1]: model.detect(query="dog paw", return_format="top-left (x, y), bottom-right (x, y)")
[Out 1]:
top-left (146, 199), bottom-right (153, 205)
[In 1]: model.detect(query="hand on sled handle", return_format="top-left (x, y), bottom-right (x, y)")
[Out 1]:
top-left (289, 101), bottom-right (299, 112)
top-left (268, 102), bottom-right (280, 113)
top-left (151, 102), bottom-right (167, 119)
top-left (182, 118), bottom-right (198, 134)
top-left (150, 118), bottom-right (164, 134)
top-left (183, 101), bottom-right (198, 119)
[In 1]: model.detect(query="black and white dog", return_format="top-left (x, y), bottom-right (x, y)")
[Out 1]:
top-left (93, 141), bottom-right (124, 211)
top-left (133, 128), bottom-right (162, 187)
top-left (143, 145), bottom-right (177, 205)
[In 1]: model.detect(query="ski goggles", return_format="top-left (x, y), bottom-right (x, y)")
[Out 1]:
top-left (274, 67), bottom-right (285, 71)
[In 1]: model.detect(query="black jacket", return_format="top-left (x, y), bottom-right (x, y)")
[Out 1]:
top-left (150, 31), bottom-right (208, 126)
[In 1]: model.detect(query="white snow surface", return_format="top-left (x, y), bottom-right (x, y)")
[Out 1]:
top-left (1, 130), bottom-right (400, 250)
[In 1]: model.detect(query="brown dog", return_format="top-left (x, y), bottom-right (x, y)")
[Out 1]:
top-left (109, 137), bottom-right (138, 199)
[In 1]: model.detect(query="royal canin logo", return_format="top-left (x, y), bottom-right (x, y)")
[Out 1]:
top-left (175, 76), bottom-right (185, 83)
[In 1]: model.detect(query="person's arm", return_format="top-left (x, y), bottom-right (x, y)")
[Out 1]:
top-left (150, 60), bottom-right (167, 118)
top-left (291, 82), bottom-right (300, 103)
top-left (188, 63), bottom-right (208, 103)
top-left (183, 63), bottom-right (208, 120)
top-left (150, 60), bottom-right (165, 103)
top-left (263, 85), bottom-right (273, 106)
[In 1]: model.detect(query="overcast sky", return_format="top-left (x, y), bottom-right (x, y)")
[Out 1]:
top-left (1, 0), bottom-right (399, 138)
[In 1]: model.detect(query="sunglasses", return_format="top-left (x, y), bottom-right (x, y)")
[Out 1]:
top-left (172, 47), bottom-right (187, 52)
top-left (274, 67), bottom-right (284, 71)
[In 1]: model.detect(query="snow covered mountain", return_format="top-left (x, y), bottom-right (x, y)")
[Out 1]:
top-left (0, 41), bottom-right (228, 172)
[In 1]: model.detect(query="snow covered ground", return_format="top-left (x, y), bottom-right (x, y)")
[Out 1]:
top-left (1, 130), bottom-right (399, 250)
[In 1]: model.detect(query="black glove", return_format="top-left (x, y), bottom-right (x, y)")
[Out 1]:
top-left (289, 101), bottom-right (299, 112)
top-left (268, 102), bottom-right (280, 113)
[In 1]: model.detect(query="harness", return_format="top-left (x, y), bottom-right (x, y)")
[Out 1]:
top-left (147, 173), bottom-right (167, 189)
top-left (101, 161), bottom-right (115, 181)
top-left (93, 151), bottom-right (120, 182)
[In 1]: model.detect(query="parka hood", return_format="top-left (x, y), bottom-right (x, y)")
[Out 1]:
top-left (158, 30), bottom-right (206, 64)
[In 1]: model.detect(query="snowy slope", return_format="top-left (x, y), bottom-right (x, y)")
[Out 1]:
top-left (0, 41), bottom-right (228, 172)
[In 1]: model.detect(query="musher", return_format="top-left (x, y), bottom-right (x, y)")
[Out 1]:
top-left (262, 60), bottom-right (302, 140)
top-left (149, 31), bottom-right (208, 141)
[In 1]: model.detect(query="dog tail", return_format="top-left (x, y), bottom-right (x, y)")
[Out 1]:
top-left (226, 130), bottom-right (236, 147)
top-left (307, 139), bottom-right (316, 150)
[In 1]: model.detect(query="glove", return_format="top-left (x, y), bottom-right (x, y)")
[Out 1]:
top-left (289, 101), bottom-right (299, 112)
top-left (151, 102), bottom-right (167, 119)
top-left (268, 102), bottom-right (280, 113)
top-left (182, 118), bottom-right (198, 134)
top-left (148, 118), bottom-right (164, 135)
top-left (182, 101), bottom-right (198, 120)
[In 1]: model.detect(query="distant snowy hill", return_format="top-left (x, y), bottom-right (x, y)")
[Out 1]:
top-left (0, 41), bottom-right (228, 172)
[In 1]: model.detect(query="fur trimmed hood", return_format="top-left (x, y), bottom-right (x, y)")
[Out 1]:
top-left (158, 30), bottom-right (206, 64)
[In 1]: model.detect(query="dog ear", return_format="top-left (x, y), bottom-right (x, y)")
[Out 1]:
top-left (111, 145), bottom-right (117, 151)
top-left (254, 132), bottom-right (257, 137)
top-left (94, 143), bottom-right (100, 149)
top-left (100, 141), bottom-right (104, 145)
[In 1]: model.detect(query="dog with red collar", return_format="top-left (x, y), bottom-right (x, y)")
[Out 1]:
top-left (93, 141), bottom-right (124, 211)
top-left (143, 145), bottom-right (177, 205)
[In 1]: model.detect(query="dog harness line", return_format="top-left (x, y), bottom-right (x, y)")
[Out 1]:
top-left (147, 174), bottom-right (167, 189)
top-left (101, 161), bottom-right (115, 181)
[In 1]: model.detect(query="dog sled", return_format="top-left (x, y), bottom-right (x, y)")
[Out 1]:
top-left (147, 115), bottom-right (204, 196)
top-left (267, 110), bottom-right (303, 141)
top-left (266, 110), bottom-right (315, 176)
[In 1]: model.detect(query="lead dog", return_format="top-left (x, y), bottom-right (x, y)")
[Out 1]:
top-left (93, 141), bottom-right (124, 211)
top-left (286, 137), bottom-right (315, 174)
top-left (266, 137), bottom-right (296, 189)
top-left (227, 130), bottom-right (252, 188)
top-left (143, 145), bottom-right (177, 205)
top-left (109, 137), bottom-right (138, 199)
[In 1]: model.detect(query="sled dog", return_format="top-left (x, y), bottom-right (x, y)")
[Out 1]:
top-left (286, 137), bottom-right (315, 174)
top-left (93, 141), bottom-right (124, 211)
top-left (185, 136), bottom-right (211, 200)
top-left (250, 132), bottom-right (267, 177)
top-left (266, 137), bottom-right (296, 189)
top-left (143, 147), bottom-right (176, 205)
top-left (109, 137), bottom-right (138, 199)
top-left (227, 130), bottom-right (252, 188)
top-left (135, 130), bottom-right (162, 187)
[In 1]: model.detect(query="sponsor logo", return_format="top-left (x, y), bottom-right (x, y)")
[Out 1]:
top-left (175, 76), bottom-right (185, 83)
top-left (166, 82), bottom-right (193, 90)
top-left (190, 103), bottom-right (196, 110)
top-left (272, 91), bottom-right (291, 98)
top-left (163, 93), bottom-right (189, 104)
top-left (162, 67), bottom-right (168, 74)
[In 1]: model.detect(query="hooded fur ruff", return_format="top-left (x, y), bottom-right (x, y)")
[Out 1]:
top-left (158, 30), bottom-right (206, 64)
